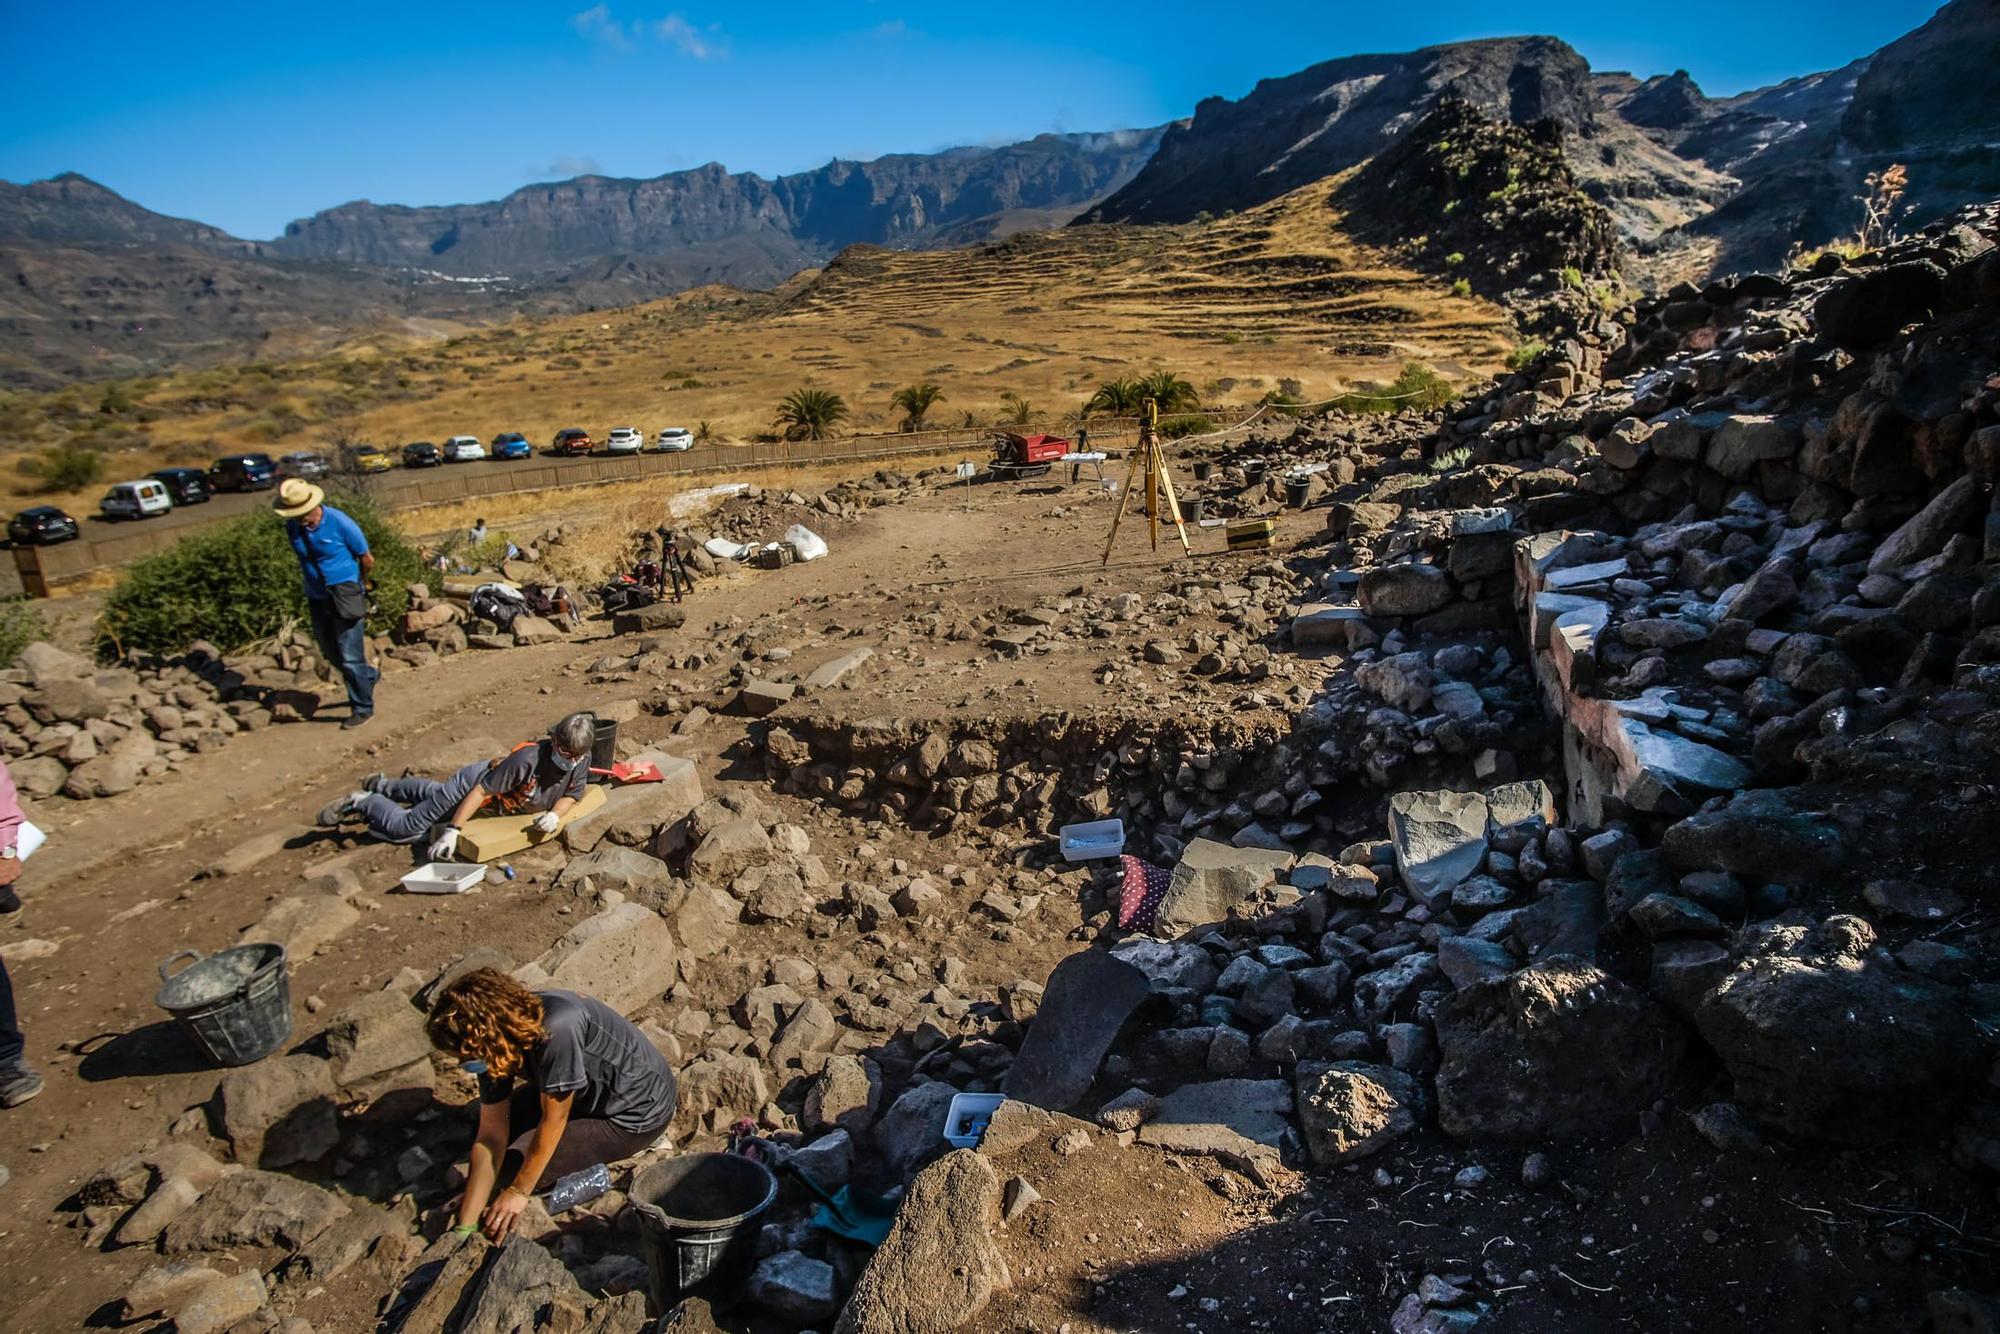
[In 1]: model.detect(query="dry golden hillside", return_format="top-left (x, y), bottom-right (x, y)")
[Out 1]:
top-left (0, 179), bottom-right (1517, 511)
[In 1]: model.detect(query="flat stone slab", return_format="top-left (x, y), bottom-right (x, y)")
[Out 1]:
top-left (1004, 950), bottom-right (1151, 1111)
top-left (1543, 558), bottom-right (1630, 591)
top-left (805, 647), bottom-right (875, 689)
top-left (1137, 1079), bottom-right (1291, 1167)
top-left (1153, 838), bottom-right (1296, 937)
top-left (1388, 789), bottom-right (1489, 908)
top-left (1291, 604), bottom-right (1364, 647)
top-left (735, 680), bottom-right (797, 716)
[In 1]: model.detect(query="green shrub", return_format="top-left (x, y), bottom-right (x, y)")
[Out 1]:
top-left (1560, 266), bottom-right (1585, 291)
top-left (1337, 362), bottom-right (1457, 414)
top-left (22, 445), bottom-right (104, 494)
top-left (1160, 413), bottom-right (1216, 439)
top-left (1428, 446), bottom-right (1473, 474)
top-left (0, 598), bottom-right (45, 668)
top-left (95, 491), bottom-right (437, 659)
top-left (1506, 339), bottom-right (1548, 372)
top-left (1444, 252), bottom-right (1465, 266)
top-left (1450, 278), bottom-right (1473, 298)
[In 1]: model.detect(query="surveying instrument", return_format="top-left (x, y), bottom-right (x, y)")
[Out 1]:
top-left (1101, 397), bottom-right (1191, 565)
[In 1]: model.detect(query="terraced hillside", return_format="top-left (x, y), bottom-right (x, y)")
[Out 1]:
top-left (0, 180), bottom-right (1514, 513)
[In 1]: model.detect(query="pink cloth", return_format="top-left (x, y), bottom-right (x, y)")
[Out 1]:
top-left (1118, 854), bottom-right (1172, 931)
top-left (0, 760), bottom-right (22, 851)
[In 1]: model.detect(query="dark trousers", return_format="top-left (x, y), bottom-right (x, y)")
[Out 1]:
top-left (307, 596), bottom-right (378, 715)
top-left (497, 1086), bottom-right (672, 1193)
top-left (0, 958), bottom-right (23, 1069)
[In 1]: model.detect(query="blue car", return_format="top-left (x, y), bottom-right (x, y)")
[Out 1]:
top-left (492, 432), bottom-right (533, 460)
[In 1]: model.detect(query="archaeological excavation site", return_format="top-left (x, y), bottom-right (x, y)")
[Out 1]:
top-left (4, 7), bottom-right (2000, 1331)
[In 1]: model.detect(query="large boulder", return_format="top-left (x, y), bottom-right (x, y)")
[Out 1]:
top-left (1433, 960), bottom-right (1682, 1141)
top-left (320, 991), bottom-right (431, 1088)
top-left (1659, 789), bottom-right (1843, 885)
top-left (834, 1150), bottom-right (1009, 1334)
top-left (1691, 916), bottom-right (1976, 1141)
top-left (1135, 1079), bottom-right (1291, 1169)
top-left (1151, 838), bottom-right (1295, 937)
top-left (558, 753), bottom-right (703, 853)
top-left (455, 1235), bottom-right (588, 1334)
top-left (1812, 260), bottom-right (1946, 346)
top-left (686, 817), bottom-right (773, 882)
top-left (1358, 562), bottom-right (1454, 617)
top-left (1003, 949), bottom-right (1150, 1111)
top-left (1295, 1061), bottom-right (1427, 1166)
top-left (551, 845), bottom-right (674, 897)
top-left (528, 902), bottom-right (678, 1015)
top-left (162, 1169), bottom-right (349, 1254)
top-left (216, 1054), bottom-right (341, 1167)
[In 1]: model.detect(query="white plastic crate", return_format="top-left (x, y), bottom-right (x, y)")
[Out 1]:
top-left (399, 861), bottom-right (487, 895)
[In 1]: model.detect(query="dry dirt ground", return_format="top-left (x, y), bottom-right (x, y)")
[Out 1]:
top-left (0, 463), bottom-right (1324, 1329)
top-left (2, 466), bottom-right (1984, 1333)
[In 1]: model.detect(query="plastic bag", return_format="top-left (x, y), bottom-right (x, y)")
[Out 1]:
top-left (782, 524), bottom-right (828, 562)
top-left (704, 538), bottom-right (755, 562)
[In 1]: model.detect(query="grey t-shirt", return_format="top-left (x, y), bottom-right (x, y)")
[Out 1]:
top-left (481, 739), bottom-right (588, 810)
top-left (479, 990), bottom-right (676, 1133)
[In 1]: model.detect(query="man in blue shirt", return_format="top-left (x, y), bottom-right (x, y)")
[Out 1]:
top-left (275, 478), bottom-right (379, 729)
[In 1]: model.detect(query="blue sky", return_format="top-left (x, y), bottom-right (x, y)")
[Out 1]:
top-left (0, 0), bottom-right (1944, 239)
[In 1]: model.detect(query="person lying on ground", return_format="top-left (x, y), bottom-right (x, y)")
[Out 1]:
top-left (316, 711), bottom-right (595, 859)
top-left (426, 968), bottom-right (676, 1242)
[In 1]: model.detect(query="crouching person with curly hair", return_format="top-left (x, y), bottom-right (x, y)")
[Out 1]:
top-left (426, 969), bottom-right (677, 1241)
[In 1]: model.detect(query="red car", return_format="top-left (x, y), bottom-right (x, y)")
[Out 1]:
top-left (551, 428), bottom-right (593, 456)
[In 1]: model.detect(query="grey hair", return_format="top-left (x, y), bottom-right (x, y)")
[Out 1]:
top-left (551, 712), bottom-right (597, 759)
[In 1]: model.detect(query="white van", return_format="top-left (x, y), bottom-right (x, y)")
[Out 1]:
top-left (99, 479), bottom-right (172, 520)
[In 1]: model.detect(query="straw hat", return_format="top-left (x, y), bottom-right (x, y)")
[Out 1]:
top-left (273, 478), bottom-right (325, 519)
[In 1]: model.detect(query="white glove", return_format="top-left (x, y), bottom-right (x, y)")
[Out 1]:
top-left (428, 827), bottom-right (461, 861)
top-left (531, 810), bottom-right (562, 836)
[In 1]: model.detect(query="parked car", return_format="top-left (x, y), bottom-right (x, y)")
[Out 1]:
top-left (443, 435), bottom-right (486, 463)
top-left (604, 427), bottom-right (643, 454)
top-left (652, 427), bottom-right (694, 452)
top-left (278, 451), bottom-right (330, 480)
top-left (403, 441), bottom-right (443, 468)
top-left (8, 506), bottom-right (79, 545)
top-left (100, 479), bottom-right (173, 521)
top-left (550, 428), bottom-right (593, 457)
top-left (491, 432), bottom-right (533, 460)
top-left (343, 444), bottom-right (395, 474)
top-left (148, 467), bottom-right (213, 505)
top-left (208, 453), bottom-right (278, 492)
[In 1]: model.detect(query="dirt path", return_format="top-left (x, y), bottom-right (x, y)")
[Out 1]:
top-left (0, 469), bottom-right (1300, 1329)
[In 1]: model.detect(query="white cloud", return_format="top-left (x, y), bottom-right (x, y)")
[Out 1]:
top-left (570, 5), bottom-right (630, 51)
top-left (572, 7), bottom-right (724, 59)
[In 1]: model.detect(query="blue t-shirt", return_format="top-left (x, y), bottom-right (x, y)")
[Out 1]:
top-left (287, 505), bottom-right (370, 600)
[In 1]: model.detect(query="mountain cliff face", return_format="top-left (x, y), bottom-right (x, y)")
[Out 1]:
top-left (267, 130), bottom-right (1167, 287)
top-left (1084, 37), bottom-right (1726, 242)
top-left (0, 173), bottom-right (255, 254)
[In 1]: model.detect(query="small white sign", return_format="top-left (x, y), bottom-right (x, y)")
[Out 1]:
top-left (955, 461), bottom-right (977, 480)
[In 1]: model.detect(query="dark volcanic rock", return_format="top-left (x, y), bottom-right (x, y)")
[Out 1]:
top-left (1433, 959), bottom-right (1683, 1140)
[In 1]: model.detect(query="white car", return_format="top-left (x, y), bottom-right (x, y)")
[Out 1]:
top-left (443, 435), bottom-right (486, 462)
top-left (604, 427), bottom-right (644, 454)
top-left (99, 479), bottom-right (172, 520)
top-left (653, 427), bottom-right (694, 452)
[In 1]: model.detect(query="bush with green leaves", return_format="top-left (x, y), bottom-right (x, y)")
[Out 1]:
top-left (94, 490), bottom-right (438, 659)
top-left (0, 598), bottom-right (45, 668)
top-left (22, 445), bottom-right (104, 494)
top-left (1336, 362), bottom-right (1457, 414)
top-left (1506, 339), bottom-right (1548, 372)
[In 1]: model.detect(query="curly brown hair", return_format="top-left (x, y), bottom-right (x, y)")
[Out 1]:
top-left (425, 968), bottom-right (546, 1079)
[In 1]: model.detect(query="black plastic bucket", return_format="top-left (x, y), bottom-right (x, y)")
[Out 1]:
top-left (589, 716), bottom-right (619, 773)
top-left (1192, 461), bottom-right (1213, 481)
top-left (1286, 476), bottom-right (1313, 508)
top-left (155, 944), bottom-right (292, 1067)
top-left (1183, 496), bottom-right (1205, 523)
top-left (1242, 462), bottom-right (1267, 485)
top-left (631, 1153), bottom-right (778, 1313)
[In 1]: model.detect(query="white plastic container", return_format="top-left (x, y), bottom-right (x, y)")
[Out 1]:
top-left (1058, 818), bottom-right (1126, 862)
top-left (943, 1092), bottom-right (1006, 1149)
top-left (399, 861), bottom-right (487, 894)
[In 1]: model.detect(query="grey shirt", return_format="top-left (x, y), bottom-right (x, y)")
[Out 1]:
top-left (480, 739), bottom-right (588, 810)
top-left (479, 990), bottom-right (676, 1133)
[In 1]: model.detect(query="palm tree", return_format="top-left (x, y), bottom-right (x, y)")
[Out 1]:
top-left (693, 420), bottom-right (718, 446)
top-left (1085, 377), bottom-right (1144, 417)
top-left (889, 382), bottom-right (945, 432)
top-left (1137, 369), bottom-right (1200, 414)
top-left (773, 387), bottom-right (849, 441)
top-left (1000, 395), bottom-right (1034, 426)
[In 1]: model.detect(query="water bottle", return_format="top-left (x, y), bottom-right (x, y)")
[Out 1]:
top-left (543, 1163), bottom-right (612, 1213)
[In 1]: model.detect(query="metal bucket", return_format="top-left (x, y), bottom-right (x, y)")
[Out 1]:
top-left (155, 944), bottom-right (292, 1067)
top-left (631, 1153), bottom-right (778, 1313)
top-left (590, 716), bottom-right (619, 772)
